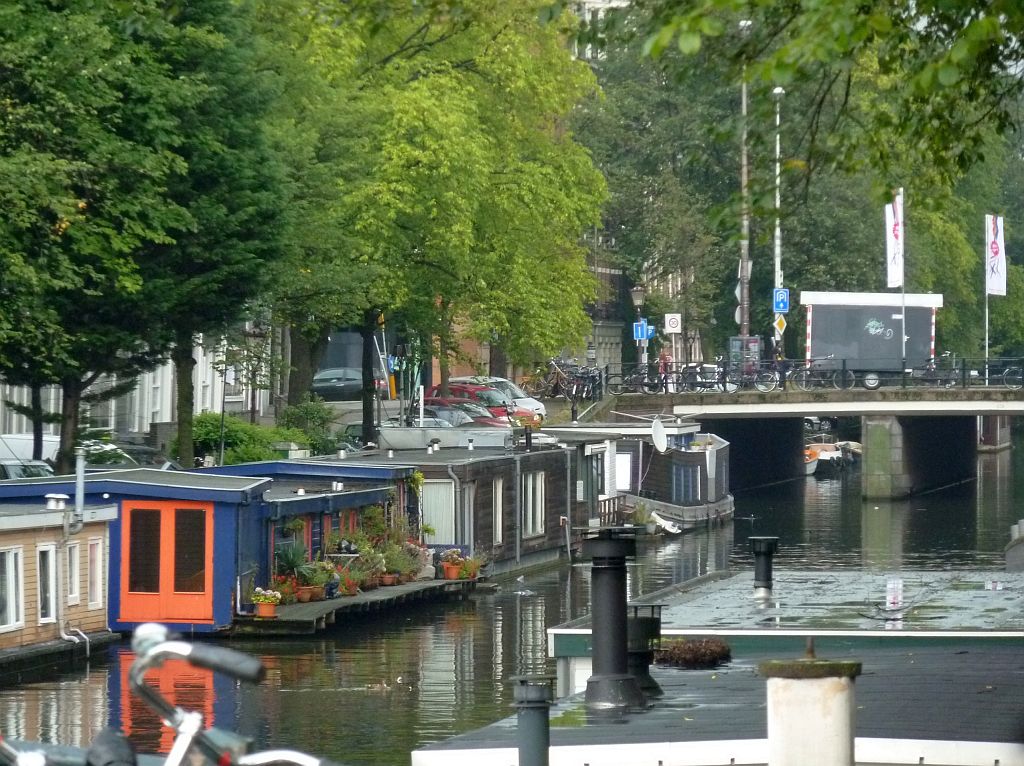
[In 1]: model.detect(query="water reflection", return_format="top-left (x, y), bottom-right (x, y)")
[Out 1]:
top-left (0, 444), bottom-right (1019, 766)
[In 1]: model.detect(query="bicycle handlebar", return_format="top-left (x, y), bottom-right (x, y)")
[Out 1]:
top-left (131, 624), bottom-right (266, 685)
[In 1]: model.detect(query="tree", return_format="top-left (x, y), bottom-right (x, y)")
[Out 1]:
top-left (137, 0), bottom-right (287, 466)
top-left (0, 2), bottom-right (197, 471)
top-left (634, 0), bottom-right (1024, 188)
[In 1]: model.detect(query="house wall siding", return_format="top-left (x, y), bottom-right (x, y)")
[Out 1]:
top-left (0, 521), bottom-right (109, 651)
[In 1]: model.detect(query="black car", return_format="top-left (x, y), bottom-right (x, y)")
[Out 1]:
top-left (311, 367), bottom-right (386, 401)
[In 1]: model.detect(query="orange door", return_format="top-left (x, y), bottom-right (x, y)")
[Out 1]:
top-left (120, 500), bottom-right (214, 623)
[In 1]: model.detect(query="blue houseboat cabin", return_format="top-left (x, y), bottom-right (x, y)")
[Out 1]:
top-left (0, 466), bottom-right (406, 633)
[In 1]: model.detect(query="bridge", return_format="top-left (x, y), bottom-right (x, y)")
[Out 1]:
top-left (600, 387), bottom-right (1024, 499)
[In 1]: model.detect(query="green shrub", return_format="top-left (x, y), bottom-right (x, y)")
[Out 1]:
top-left (655, 638), bottom-right (731, 669)
top-left (188, 412), bottom-right (309, 465)
top-left (279, 396), bottom-right (340, 455)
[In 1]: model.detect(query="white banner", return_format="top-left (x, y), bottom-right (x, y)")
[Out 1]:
top-left (985, 213), bottom-right (1006, 296)
top-left (885, 188), bottom-right (904, 288)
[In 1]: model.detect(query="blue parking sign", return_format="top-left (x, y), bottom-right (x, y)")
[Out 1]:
top-left (773, 288), bottom-right (790, 313)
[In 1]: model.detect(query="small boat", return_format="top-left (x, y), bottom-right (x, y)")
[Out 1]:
top-left (650, 511), bottom-right (683, 535)
top-left (803, 449), bottom-right (818, 475)
top-left (835, 440), bottom-right (862, 462)
top-left (806, 442), bottom-right (846, 475)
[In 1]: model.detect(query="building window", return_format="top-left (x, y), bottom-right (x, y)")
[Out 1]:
top-left (88, 538), bottom-right (103, 609)
top-left (0, 547), bottom-right (23, 630)
top-left (174, 509), bottom-right (206, 593)
top-left (493, 477), bottom-right (503, 545)
top-left (37, 545), bottom-right (56, 624)
top-left (66, 542), bottom-right (80, 606)
top-left (520, 471), bottom-right (546, 537)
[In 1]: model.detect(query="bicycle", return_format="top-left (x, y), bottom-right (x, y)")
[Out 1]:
top-left (1001, 364), bottom-right (1023, 390)
top-left (521, 358), bottom-right (572, 398)
top-left (676, 357), bottom-right (740, 394)
top-left (606, 365), bottom-right (660, 395)
top-left (791, 355), bottom-right (854, 391)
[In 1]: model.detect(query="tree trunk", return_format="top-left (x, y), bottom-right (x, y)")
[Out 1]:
top-left (438, 337), bottom-right (451, 397)
top-left (359, 310), bottom-right (379, 445)
top-left (56, 379), bottom-right (83, 475)
top-left (30, 385), bottom-right (43, 461)
top-left (288, 325), bottom-right (330, 406)
top-left (488, 342), bottom-right (509, 379)
top-left (172, 339), bottom-right (196, 466)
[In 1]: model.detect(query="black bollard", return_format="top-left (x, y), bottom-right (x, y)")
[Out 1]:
top-left (583, 528), bottom-right (645, 709)
top-left (511, 675), bottom-right (555, 766)
top-left (750, 536), bottom-right (779, 600)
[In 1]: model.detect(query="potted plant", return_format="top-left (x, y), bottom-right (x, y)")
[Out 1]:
top-left (251, 587), bottom-right (282, 618)
top-left (283, 517), bottom-right (306, 538)
top-left (276, 544), bottom-right (316, 601)
top-left (381, 543), bottom-right (407, 585)
top-left (459, 554), bottom-right (484, 580)
top-left (440, 548), bottom-right (464, 580)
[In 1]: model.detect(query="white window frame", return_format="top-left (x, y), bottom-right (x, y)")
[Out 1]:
top-left (37, 544), bottom-right (56, 624)
top-left (87, 538), bottom-right (104, 610)
top-left (521, 471), bottom-right (546, 537)
top-left (0, 547), bottom-right (24, 632)
top-left (492, 477), bottom-right (503, 545)
top-left (66, 542), bottom-right (80, 606)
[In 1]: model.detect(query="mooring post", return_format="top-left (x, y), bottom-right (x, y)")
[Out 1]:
top-left (511, 674), bottom-right (555, 766)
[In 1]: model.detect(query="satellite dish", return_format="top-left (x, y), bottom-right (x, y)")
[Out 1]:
top-left (651, 419), bottom-right (667, 453)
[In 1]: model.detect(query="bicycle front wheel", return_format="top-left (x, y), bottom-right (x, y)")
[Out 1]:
top-left (718, 370), bottom-right (741, 394)
top-left (754, 370), bottom-right (779, 392)
top-left (605, 375), bottom-right (624, 396)
top-left (792, 368), bottom-right (812, 392)
top-left (832, 369), bottom-right (855, 390)
top-left (1003, 367), bottom-right (1023, 390)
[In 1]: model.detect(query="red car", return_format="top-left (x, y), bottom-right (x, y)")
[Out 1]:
top-left (423, 397), bottom-right (513, 427)
top-left (427, 383), bottom-right (542, 427)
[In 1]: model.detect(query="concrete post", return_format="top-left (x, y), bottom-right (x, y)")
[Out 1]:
top-left (583, 528), bottom-right (644, 710)
top-left (760, 659), bottom-right (862, 766)
top-left (511, 675), bottom-right (555, 766)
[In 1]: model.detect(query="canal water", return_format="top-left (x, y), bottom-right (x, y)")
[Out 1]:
top-left (1, 446), bottom-right (1019, 765)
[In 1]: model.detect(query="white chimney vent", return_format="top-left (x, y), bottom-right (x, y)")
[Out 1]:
top-left (45, 493), bottom-right (69, 511)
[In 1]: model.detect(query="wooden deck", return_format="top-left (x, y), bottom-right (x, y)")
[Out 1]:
top-left (232, 578), bottom-right (476, 636)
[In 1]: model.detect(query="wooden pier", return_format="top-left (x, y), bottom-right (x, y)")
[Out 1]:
top-left (232, 579), bottom-right (477, 636)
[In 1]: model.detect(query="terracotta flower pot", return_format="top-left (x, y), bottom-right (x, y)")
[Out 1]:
top-left (380, 573), bottom-right (399, 586)
top-left (296, 586), bottom-right (314, 603)
top-left (442, 562), bottom-right (462, 580)
top-left (255, 602), bottom-right (277, 619)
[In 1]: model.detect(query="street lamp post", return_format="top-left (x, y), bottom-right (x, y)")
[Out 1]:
top-left (738, 19), bottom-right (752, 339)
top-left (630, 284), bottom-right (647, 369)
top-left (773, 85), bottom-right (785, 346)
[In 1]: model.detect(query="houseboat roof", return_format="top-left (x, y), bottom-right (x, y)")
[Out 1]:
top-left (318, 445), bottom-right (569, 467)
top-left (416, 568), bottom-right (1024, 765)
top-left (0, 501), bottom-right (117, 529)
top-left (195, 458), bottom-right (417, 481)
top-left (0, 468), bottom-right (270, 503)
top-left (543, 419), bottom-right (701, 442)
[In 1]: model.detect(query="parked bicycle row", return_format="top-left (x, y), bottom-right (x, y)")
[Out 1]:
top-left (521, 358), bottom-right (604, 401)
top-left (598, 355), bottom-right (1024, 394)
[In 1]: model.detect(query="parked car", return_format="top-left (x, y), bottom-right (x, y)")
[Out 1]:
top-left (427, 383), bottom-right (542, 427)
top-left (0, 459), bottom-right (54, 480)
top-left (422, 398), bottom-right (513, 427)
top-left (450, 375), bottom-right (546, 419)
top-left (311, 367), bottom-right (387, 401)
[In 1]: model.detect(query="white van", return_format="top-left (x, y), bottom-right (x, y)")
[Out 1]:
top-left (0, 433), bottom-right (59, 462)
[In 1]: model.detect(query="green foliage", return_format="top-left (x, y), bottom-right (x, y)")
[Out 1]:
top-left (278, 396), bottom-right (340, 455)
top-left (275, 543), bottom-right (315, 583)
top-left (188, 412), bottom-right (308, 465)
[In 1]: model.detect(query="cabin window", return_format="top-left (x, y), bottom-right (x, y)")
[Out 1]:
top-left (87, 538), bottom-right (103, 609)
top-left (492, 477), bottom-right (503, 545)
top-left (672, 464), bottom-right (700, 505)
top-left (37, 545), bottom-right (56, 623)
top-left (0, 547), bottom-right (23, 630)
top-left (174, 509), bottom-right (207, 593)
top-left (66, 543), bottom-right (80, 606)
top-left (520, 471), bottom-right (545, 537)
top-left (129, 509), bottom-right (161, 593)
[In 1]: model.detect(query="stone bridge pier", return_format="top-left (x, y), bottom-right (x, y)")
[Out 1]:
top-left (861, 415), bottom-right (977, 499)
